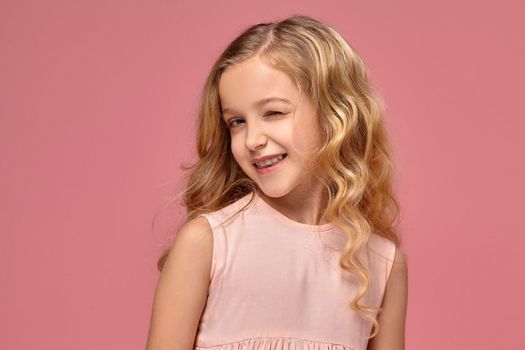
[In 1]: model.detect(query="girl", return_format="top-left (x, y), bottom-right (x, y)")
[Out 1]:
top-left (146, 15), bottom-right (408, 350)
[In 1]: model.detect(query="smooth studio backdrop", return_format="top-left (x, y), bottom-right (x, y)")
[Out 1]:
top-left (1, 1), bottom-right (524, 349)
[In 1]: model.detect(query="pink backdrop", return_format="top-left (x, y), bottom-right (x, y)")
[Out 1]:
top-left (1, 1), bottom-right (524, 349)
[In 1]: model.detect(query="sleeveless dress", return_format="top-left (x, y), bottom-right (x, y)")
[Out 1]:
top-left (194, 192), bottom-right (396, 350)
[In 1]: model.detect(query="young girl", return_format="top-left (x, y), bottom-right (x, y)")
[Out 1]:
top-left (146, 15), bottom-right (408, 350)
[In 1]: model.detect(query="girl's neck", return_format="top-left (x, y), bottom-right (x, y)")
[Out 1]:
top-left (257, 185), bottom-right (329, 226)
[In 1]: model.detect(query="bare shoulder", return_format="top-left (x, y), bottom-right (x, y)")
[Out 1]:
top-left (392, 246), bottom-right (408, 277)
top-left (177, 215), bottom-right (213, 242)
top-left (387, 245), bottom-right (408, 308)
top-left (145, 215), bottom-right (213, 350)
top-left (388, 245), bottom-right (408, 305)
top-left (367, 245), bottom-right (408, 350)
top-left (161, 215), bottom-right (213, 274)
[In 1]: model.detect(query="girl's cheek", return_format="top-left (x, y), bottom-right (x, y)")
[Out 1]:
top-left (230, 141), bottom-right (244, 164)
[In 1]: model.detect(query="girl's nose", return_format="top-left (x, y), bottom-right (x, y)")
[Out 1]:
top-left (245, 125), bottom-right (267, 151)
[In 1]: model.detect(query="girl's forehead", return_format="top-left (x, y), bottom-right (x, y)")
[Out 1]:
top-left (218, 59), bottom-right (300, 111)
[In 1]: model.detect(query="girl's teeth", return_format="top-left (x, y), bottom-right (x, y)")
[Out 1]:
top-left (256, 154), bottom-right (284, 168)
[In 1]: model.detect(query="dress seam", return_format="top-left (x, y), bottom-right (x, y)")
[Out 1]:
top-left (194, 335), bottom-right (355, 349)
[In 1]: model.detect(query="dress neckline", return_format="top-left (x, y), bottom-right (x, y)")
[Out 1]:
top-left (251, 192), bottom-right (337, 232)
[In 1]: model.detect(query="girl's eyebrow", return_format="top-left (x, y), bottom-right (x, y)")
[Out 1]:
top-left (221, 96), bottom-right (291, 115)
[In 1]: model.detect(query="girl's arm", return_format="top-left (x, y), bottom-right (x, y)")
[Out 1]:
top-left (367, 246), bottom-right (409, 350)
top-left (145, 216), bottom-right (213, 350)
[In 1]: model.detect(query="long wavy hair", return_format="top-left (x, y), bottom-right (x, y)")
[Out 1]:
top-left (154, 14), bottom-right (402, 339)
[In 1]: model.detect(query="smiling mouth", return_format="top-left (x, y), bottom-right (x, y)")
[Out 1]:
top-left (253, 154), bottom-right (288, 169)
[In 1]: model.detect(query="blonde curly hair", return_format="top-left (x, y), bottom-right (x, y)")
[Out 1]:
top-left (154, 14), bottom-right (402, 339)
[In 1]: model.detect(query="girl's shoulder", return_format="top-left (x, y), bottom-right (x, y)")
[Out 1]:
top-left (366, 232), bottom-right (397, 263)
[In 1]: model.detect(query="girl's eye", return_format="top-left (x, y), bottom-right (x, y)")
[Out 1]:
top-left (228, 119), bottom-right (244, 128)
top-left (227, 112), bottom-right (284, 129)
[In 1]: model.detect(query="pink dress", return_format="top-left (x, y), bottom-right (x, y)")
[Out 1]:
top-left (194, 192), bottom-right (396, 350)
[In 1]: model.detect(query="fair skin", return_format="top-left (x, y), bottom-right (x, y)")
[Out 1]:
top-left (145, 56), bottom-right (408, 350)
top-left (219, 56), bottom-right (328, 225)
top-left (367, 248), bottom-right (409, 350)
top-left (145, 216), bottom-right (212, 350)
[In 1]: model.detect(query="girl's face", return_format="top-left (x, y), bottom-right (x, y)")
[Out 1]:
top-left (219, 56), bottom-right (323, 198)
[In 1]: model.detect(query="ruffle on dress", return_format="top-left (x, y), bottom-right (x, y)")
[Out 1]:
top-left (194, 336), bottom-right (356, 350)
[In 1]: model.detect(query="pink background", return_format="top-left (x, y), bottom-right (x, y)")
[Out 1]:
top-left (1, 1), bottom-right (524, 349)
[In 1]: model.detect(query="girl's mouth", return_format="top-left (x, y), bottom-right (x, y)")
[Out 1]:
top-left (254, 154), bottom-right (287, 174)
